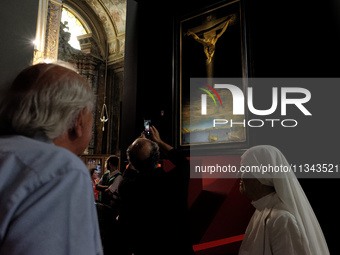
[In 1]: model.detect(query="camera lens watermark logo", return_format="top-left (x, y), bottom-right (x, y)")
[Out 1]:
top-left (199, 83), bottom-right (223, 115)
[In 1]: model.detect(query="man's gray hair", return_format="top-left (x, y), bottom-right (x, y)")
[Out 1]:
top-left (0, 62), bottom-right (94, 140)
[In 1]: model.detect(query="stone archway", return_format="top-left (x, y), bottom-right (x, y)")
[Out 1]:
top-left (34, 0), bottom-right (126, 155)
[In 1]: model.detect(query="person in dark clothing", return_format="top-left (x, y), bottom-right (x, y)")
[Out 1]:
top-left (117, 126), bottom-right (194, 255)
top-left (95, 156), bottom-right (122, 254)
top-left (96, 156), bottom-right (122, 207)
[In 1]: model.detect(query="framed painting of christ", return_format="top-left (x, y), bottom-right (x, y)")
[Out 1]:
top-left (174, 0), bottom-right (250, 152)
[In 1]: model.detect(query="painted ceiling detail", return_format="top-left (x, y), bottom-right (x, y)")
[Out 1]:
top-left (85, 0), bottom-right (126, 63)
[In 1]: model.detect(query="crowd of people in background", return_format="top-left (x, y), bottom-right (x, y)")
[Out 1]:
top-left (0, 62), bottom-right (329, 255)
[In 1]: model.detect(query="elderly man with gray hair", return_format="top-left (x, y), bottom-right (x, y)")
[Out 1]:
top-left (0, 63), bottom-right (102, 255)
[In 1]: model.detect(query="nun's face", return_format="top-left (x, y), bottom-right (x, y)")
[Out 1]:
top-left (239, 171), bottom-right (263, 200)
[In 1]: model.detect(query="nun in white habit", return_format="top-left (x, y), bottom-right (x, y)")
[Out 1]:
top-left (238, 145), bottom-right (329, 255)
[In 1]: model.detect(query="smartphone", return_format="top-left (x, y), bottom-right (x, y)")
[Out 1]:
top-left (144, 120), bottom-right (151, 136)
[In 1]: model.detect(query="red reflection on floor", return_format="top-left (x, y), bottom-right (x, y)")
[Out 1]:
top-left (193, 234), bottom-right (245, 252)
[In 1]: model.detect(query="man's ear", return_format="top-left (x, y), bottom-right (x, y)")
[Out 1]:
top-left (70, 112), bottom-right (84, 140)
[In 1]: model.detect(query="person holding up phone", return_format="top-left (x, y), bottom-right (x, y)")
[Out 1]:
top-left (117, 126), bottom-right (195, 255)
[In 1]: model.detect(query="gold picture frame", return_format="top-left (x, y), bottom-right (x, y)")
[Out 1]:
top-left (174, 0), bottom-right (250, 152)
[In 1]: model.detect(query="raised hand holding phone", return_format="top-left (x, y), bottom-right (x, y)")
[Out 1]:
top-left (144, 119), bottom-right (151, 137)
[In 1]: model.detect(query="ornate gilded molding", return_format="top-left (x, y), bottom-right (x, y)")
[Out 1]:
top-left (33, 0), bottom-right (48, 64)
top-left (44, 0), bottom-right (62, 61)
top-left (33, 0), bottom-right (62, 64)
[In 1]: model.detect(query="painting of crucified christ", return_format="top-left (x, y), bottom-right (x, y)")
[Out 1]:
top-left (177, 0), bottom-right (249, 148)
top-left (185, 14), bottom-right (237, 64)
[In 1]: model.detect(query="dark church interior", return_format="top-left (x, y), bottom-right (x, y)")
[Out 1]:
top-left (1, 0), bottom-right (339, 254)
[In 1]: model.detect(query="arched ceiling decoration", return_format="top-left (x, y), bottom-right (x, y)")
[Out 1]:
top-left (84, 0), bottom-right (126, 64)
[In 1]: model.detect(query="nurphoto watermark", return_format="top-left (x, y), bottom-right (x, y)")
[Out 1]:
top-left (188, 78), bottom-right (340, 179)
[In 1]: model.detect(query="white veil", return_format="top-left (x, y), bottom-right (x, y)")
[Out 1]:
top-left (241, 145), bottom-right (329, 255)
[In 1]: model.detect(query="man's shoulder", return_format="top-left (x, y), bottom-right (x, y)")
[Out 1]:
top-left (102, 171), bottom-right (110, 177)
top-left (1, 135), bottom-right (59, 152)
top-left (112, 170), bottom-right (122, 177)
top-left (0, 135), bottom-right (90, 218)
top-left (0, 135), bottom-right (86, 175)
